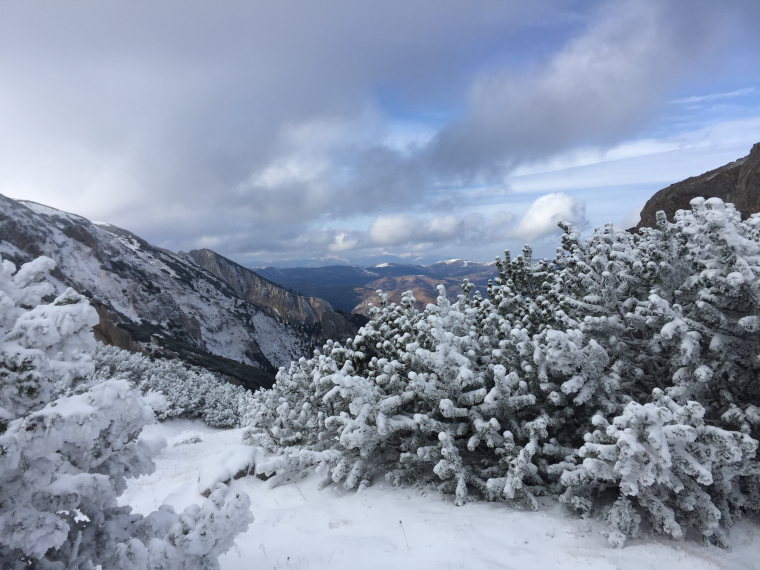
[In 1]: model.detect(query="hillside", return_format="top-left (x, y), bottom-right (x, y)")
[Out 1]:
top-left (186, 249), bottom-right (353, 341)
top-left (0, 194), bottom-right (351, 389)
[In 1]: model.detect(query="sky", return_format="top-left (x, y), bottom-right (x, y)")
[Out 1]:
top-left (1, 1), bottom-right (759, 267)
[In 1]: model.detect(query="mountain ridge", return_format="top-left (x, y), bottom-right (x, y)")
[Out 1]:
top-left (185, 248), bottom-right (354, 340)
top-left (256, 259), bottom-right (498, 314)
top-left (0, 195), bottom-right (353, 389)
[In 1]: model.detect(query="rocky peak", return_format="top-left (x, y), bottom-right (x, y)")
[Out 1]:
top-left (635, 142), bottom-right (760, 230)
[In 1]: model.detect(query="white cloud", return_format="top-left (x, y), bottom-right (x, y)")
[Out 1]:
top-left (428, 215), bottom-right (459, 237)
top-left (512, 193), bottom-right (586, 241)
top-left (194, 235), bottom-right (224, 249)
top-left (505, 117), bottom-right (760, 195)
top-left (329, 232), bottom-right (359, 252)
top-left (672, 87), bottom-right (756, 105)
top-left (369, 215), bottom-right (419, 246)
top-left (249, 156), bottom-right (327, 190)
top-left (367, 211), bottom-right (516, 249)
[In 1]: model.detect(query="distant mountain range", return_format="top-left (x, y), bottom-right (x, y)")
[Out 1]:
top-left (260, 143), bottom-right (760, 313)
top-left (0, 195), bottom-right (354, 389)
top-left (256, 259), bottom-right (498, 314)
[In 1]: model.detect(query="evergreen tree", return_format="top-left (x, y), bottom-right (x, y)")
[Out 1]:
top-left (0, 255), bottom-right (253, 568)
top-left (561, 389), bottom-right (759, 547)
top-left (246, 198), bottom-right (760, 547)
top-left (92, 344), bottom-right (254, 429)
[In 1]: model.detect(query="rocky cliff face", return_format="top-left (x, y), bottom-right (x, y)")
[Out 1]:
top-left (0, 195), bottom-right (328, 389)
top-left (186, 249), bottom-right (354, 341)
top-left (636, 142), bottom-right (760, 229)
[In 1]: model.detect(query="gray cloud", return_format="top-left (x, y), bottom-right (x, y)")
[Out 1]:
top-left (426, 0), bottom-right (752, 179)
top-left (0, 1), bottom-right (757, 265)
top-left (0, 2), bottom-right (562, 223)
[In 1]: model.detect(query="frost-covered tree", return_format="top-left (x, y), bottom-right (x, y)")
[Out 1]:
top-left (92, 344), bottom-right (254, 428)
top-left (0, 256), bottom-right (96, 426)
top-left (0, 255), bottom-right (252, 568)
top-left (561, 389), bottom-right (759, 547)
top-left (246, 198), bottom-right (760, 546)
top-left (247, 282), bottom-right (575, 506)
top-left (640, 200), bottom-right (760, 438)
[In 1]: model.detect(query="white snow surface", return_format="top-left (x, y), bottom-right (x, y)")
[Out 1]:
top-left (123, 420), bottom-right (760, 570)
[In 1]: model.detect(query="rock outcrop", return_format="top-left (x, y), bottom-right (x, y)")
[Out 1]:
top-left (636, 142), bottom-right (760, 229)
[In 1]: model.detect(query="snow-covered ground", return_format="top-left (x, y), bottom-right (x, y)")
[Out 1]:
top-left (123, 420), bottom-right (760, 570)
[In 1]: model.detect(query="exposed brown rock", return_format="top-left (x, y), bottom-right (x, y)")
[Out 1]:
top-left (731, 142), bottom-right (760, 215)
top-left (91, 301), bottom-right (141, 352)
top-left (636, 143), bottom-right (760, 230)
top-left (352, 275), bottom-right (444, 314)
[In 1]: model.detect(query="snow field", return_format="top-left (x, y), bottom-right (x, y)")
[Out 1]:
top-left (124, 420), bottom-right (760, 570)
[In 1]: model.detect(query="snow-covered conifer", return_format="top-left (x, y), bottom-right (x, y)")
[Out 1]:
top-left (642, 200), bottom-right (760, 438)
top-left (0, 256), bottom-right (96, 425)
top-left (560, 389), bottom-right (758, 547)
top-left (246, 198), bottom-right (760, 547)
top-left (0, 255), bottom-right (252, 568)
top-left (92, 344), bottom-right (254, 428)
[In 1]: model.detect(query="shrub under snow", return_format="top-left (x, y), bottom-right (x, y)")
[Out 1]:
top-left (92, 344), bottom-right (254, 428)
top-left (560, 389), bottom-right (758, 547)
top-left (0, 255), bottom-right (252, 568)
top-left (247, 198), bottom-right (760, 547)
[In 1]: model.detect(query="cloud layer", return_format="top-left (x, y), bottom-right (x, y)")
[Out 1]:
top-left (1, 1), bottom-right (758, 265)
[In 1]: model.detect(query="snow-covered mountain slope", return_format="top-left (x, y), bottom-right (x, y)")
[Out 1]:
top-left (0, 194), bottom-right (326, 389)
top-left (124, 420), bottom-right (760, 570)
top-left (187, 248), bottom-right (354, 342)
